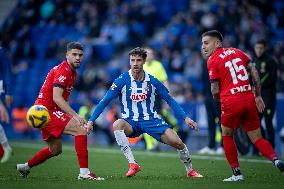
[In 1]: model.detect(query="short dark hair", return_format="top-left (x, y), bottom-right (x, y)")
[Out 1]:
top-left (129, 47), bottom-right (147, 60)
top-left (255, 39), bottom-right (266, 47)
top-left (66, 41), bottom-right (83, 52)
top-left (202, 30), bottom-right (223, 42)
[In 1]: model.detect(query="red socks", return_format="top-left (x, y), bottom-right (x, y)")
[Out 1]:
top-left (223, 136), bottom-right (239, 169)
top-left (254, 137), bottom-right (277, 161)
top-left (28, 147), bottom-right (54, 168)
top-left (75, 135), bottom-right (88, 168)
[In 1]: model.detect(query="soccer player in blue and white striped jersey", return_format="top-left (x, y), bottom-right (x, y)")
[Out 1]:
top-left (86, 47), bottom-right (203, 178)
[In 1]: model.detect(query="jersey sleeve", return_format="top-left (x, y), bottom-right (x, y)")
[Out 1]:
top-left (53, 68), bottom-right (70, 89)
top-left (89, 75), bottom-right (124, 122)
top-left (153, 78), bottom-right (187, 120)
top-left (207, 58), bottom-right (219, 81)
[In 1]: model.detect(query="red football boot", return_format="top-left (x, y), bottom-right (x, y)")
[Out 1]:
top-left (187, 169), bottom-right (203, 178)
top-left (126, 163), bottom-right (141, 177)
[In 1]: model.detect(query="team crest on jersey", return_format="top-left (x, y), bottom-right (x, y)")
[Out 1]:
top-left (58, 75), bottom-right (66, 82)
top-left (111, 83), bottom-right (117, 90)
top-left (130, 92), bottom-right (148, 102)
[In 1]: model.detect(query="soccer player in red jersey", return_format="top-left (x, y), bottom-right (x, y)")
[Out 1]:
top-left (201, 30), bottom-right (284, 181)
top-left (16, 42), bottom-right (104, 181)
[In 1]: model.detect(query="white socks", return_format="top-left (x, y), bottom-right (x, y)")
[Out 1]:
top-left (177, 145), bottom-right (193, 172)
top-left (0, 124), bottom-right (11, 150)
top-left (80, 168), bottom-right (90, 175)
top-left (24, 162), bottom-right (31, 170)
top-left (114, 130), bottom-right (135, 164)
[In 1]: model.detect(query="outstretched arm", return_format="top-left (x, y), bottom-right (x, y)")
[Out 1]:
top-left (85, 89), bottom-right (118, 134)
top-left (160, 93), bottom-right (198, 130)
top-left (248, 62), bottom-right (265, 113)
top-left (89, 90), bottom-right (118, 122)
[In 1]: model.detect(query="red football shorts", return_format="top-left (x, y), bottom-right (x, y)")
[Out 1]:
top-left (41, 109), bottom-right (71, 141)
top-left (221, 95), bottom-right (260, 132)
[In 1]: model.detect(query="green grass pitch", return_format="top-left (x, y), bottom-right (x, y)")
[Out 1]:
top-left (0, 141), bottom-right (283, 189)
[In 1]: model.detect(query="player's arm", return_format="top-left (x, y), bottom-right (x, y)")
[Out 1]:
top-left (248, 62), bottom-right (261, 97)
top-left (87, 77), bottom-right (123, 127)
top-left (210, 80), bottom-right (220, 100)
top-left (248, 62), bottom-right (265, 113)
top-left (84, 86), bottom-right (120, 134)
top-left (88, 88), bottom-right (118, 123)
top-left (161, 93), bottom-right (198, 130)
top-left (53, 86), bottom-right (85, 125)
top-left (155, 80), bottom-right (198, 130)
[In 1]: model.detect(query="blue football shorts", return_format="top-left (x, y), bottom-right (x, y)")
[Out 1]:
top-left (123, 118), bottom-right (172, 142)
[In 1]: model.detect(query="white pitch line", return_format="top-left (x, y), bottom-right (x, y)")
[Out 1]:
top-left (12, 141), bottom-right (271, 164)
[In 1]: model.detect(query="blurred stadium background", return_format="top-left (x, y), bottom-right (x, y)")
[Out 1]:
top-left (1, 0), bottom-right (284, 155)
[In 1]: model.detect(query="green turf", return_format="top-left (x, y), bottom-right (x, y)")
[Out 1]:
top-left (0, 141), bottom-right (283, 189)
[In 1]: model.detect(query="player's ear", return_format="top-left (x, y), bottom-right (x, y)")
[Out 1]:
top-left (215, 39), bottom-right (221, 47)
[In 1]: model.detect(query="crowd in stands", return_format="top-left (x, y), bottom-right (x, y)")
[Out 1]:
top-left (1, 0), bottom-right (284, 142)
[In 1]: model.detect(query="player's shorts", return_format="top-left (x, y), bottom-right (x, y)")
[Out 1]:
top-left (123, 118), bottom-right (172, 142)
top-left (221, 95), bottom-right (260, 132)
top-left (41, 109), bottom-right (71, 141)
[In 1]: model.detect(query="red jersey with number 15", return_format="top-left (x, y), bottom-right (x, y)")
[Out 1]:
top-left (207, 47), bottom-right (253, 101)
top-left (35, 61), bottom-right (77, 110)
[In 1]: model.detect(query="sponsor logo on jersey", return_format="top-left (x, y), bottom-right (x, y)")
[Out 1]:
top-left (130, 92), bottom-right (147, 102)
top-left (230, 84), bottom-right (251, 94)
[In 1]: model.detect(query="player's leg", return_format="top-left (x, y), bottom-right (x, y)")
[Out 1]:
top-left (160, 128), bottom-right (203, 178)
top-left (113, 119), bottom-right (141, 177)
top-left (244, 98), bottom-right (284, 174)
top-left (16, 136), bottom-right (60, 178)
top-left (64, 117), bottom-right (104, 180)
top-left (219, 99), bottom-right (245, 181)
top-left (0, 123), bottom-right (12, 163)
top-left (221, 125), bottom-right (244, 181)
top-left (247, 128), bottom-right (284, 174)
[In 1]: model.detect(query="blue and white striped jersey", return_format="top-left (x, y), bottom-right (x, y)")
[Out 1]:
top-left (90, 70), bottom-right (187, 122)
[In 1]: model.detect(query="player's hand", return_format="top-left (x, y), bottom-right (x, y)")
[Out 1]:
top-left (73, 114), bottom-right (86, 126)
top-left (255, 96), bottom-right (265, 113)
top-left (184, 117), bottom-right (198, 131)
top-left (84, 121), bottom-right (94, 135)
top-left (0, 102), bottom-right (9, 124)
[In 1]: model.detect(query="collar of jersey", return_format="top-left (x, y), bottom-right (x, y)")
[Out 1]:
top-left (128, 70), bottom-right (150, 82)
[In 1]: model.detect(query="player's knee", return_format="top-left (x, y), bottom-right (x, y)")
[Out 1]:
top-left (75, 126), bottom-right (88, 136)
top-left (49, 146), bottom-right (62, 156)
top-left (113, 119), bottom-right (125, 130)
top-left (174, 140), bottom-right (185, 150)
